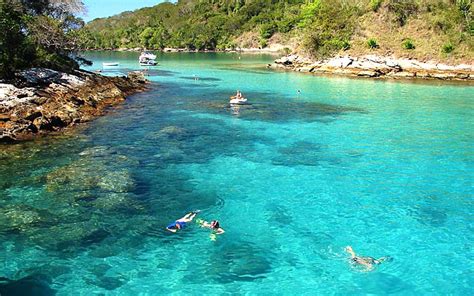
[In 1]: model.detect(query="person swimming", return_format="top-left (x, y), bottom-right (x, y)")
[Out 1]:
top-left (166, 211), bottom-right (200, 233)
top-left (200, 219), bottom-right (225, 235)
top-left (345, 246), bottom-right (391, 271)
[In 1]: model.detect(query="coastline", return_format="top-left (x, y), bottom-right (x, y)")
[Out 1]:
top-left (268, 54), bottom-right (474, 82)
top-left (84, 48), bottom-right (473, 81)
top-left (84, 47), bottom-right (286, 55)
top-left (0, 69), bottom-right (147, 143)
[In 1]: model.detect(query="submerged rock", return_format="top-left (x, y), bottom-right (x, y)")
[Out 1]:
top-left (26, 220), bottom-right (107, 251)
top-left (93, 193), bottom-right (129, 209)
top-left (205, 242), bottom-right (272, 283)
top-left (0, 205), bottom-right (46, 233)
top-left (46, 151), bottom-right (136, 196)
top-left (97, 170), bottom-right (135, 193)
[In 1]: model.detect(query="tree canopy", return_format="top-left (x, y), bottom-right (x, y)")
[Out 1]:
top-left (82, 0), bottom-right (473, 60)
top-left (0, 0), bottom-right (87, 79)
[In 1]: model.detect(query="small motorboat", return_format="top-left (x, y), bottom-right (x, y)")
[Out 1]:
top-left (139, 51), bottom-right (157, 60)
top-left (102, 62), bottom-right (119, 67)
top-left (140, 59), bottom-right (158, 66)
top-left (139, 51), bottom-right (158, 66)
top-left (229, 98), bottom-right (248, 105)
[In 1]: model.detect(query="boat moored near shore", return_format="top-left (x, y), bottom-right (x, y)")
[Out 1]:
top-left (139, 51), bottom-right (158, 66)
top-left (102, 62), bottom-right (119, 67)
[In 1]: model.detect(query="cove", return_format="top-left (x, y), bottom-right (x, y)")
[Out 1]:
top-left (0, 52), bottom-right (473, 295)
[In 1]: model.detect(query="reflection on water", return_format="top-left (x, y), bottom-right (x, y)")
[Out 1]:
top-left (1, 52), bottom-right (473, 294)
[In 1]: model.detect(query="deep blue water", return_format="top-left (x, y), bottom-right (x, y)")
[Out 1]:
top-left (0, 52), bottom-right (473, 295)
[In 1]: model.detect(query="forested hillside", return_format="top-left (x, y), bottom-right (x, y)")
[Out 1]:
top-left (82, 0), bottom-right (473, 61)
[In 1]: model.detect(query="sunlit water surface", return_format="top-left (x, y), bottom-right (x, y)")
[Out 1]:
top-left (1, 52), bottom-right (473, 295)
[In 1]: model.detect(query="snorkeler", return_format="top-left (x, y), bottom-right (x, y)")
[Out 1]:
top-left (345, 246), bottom-right (391, 271)
top-left (166, 211), bottom-right (200, 233)
top-left (200, 220), bottom-right (225, 235)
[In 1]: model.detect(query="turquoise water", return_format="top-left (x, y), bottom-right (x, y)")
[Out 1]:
top-left (1, 51), bottom-right (473, 295)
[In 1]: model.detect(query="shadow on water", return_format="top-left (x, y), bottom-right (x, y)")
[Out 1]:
top-left (146, 69), bottom-right (178, 77)
top-left (272, 140), bottom-right (322, 167)
top-left (216, 64), bottom-right (273, 75)
top-left (179, 76), bottom-right (222, 82)
top-left (408, 195), bottom-right (449, 227)
top-left (183, 240), bottom-right (273, 284)
top-left (348, 272), bottom-right (414, 295)
top-left (0, 275), bottom-right (56, 296)
top-left (271, 140), bottom-right (342, 167)
top-left (85, 274), bottom-right (128, 291)
top-left (265, 204), bottom-right (294, 226)
top-left (99, 67), bottom-right (178, 78)
top-left (178, 88), bottom-right (365, 123)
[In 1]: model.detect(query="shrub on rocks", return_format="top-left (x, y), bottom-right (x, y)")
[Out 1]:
top-left (442, 42), bottom-right (454, 54)
top-left (367, 38), bottom-right (379, 49)
top-left (370, 0), bottom-right (383, 12)
top-left (402, 39), bottom-right (416, 50)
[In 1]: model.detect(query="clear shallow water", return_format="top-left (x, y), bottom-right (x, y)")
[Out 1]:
top-left (1, 52), bottom-right (473, 295)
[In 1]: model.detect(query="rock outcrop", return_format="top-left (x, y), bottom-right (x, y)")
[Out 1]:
top-left (0, 69), bottom-right (147, 142)
top-left (269, 54), bottom-right (474, 81)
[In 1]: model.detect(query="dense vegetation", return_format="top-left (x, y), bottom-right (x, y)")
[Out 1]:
top-left (82, 0), bottom-right (473, 60)
top-left (0, 0), bottom-right (87, 80)
top-left (1, 0), bottom-right (471, 79)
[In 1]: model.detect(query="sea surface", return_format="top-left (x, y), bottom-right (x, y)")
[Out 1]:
top-left (1, 52), bottom-right (473, 295)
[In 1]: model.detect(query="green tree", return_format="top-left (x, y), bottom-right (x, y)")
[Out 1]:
top-left (0, 0), bottom-right (87, 79)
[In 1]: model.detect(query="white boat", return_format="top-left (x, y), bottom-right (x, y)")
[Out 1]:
top-left (102, 62), bottom-right (119, 67)
top-left (229, 98), bottom-right (248, 105)
top-left (139, 51), bottom-right (158, 66)
top-left (140, 59), bottom-right (158, 66)
top-left (139, 51), bottom-right (157, 60)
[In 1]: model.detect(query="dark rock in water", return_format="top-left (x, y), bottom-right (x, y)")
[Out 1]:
top-left (190, 90), bottom-right (364, 123)
top-left (265, 204), bottom-right (293, 226)
top-left (127, 71), bottom-right (147, 84)
top-left (0, 275), bottom-right (56, 296)
top-left (415, 206), bottom-right (448, 227)
top-left (202, 242), bottom-right (272, 284)
top-left (272, 141), bottom-right (324, 167)
top-left (354, 272), bottom-right (413, 294)
top-left (86, 275), bottom-right (127, 291)
top-left (89, 264), bottom-right (112, 278)
top-left (80, 229), bottom-right (111, 246)
top-left (98, 276), bottom-right (126, 290)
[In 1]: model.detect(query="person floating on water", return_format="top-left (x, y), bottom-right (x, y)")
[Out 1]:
top-left (345, 246), bottom-right (391, 271)
top-left (197, 219), bottom-right (225, 241)
top-left (200, 220), bottom-right (225, 234)
top-left (166, 211), bottom-right (200, 233)
top-left (230, 90), bottom-right (244, 101)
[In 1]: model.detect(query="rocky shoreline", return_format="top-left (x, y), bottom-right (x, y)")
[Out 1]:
top-left (269, 54), bottom-right (474, 81)
top-left (86, 47), bottom-right (285, 55)
top-left (0, 69), bottom-right (147, 143)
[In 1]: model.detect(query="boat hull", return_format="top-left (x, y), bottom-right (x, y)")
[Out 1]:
top-left (229, 99), bottom-right (248, 105)
top-left (102, 63), bottom-right (119, 67)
